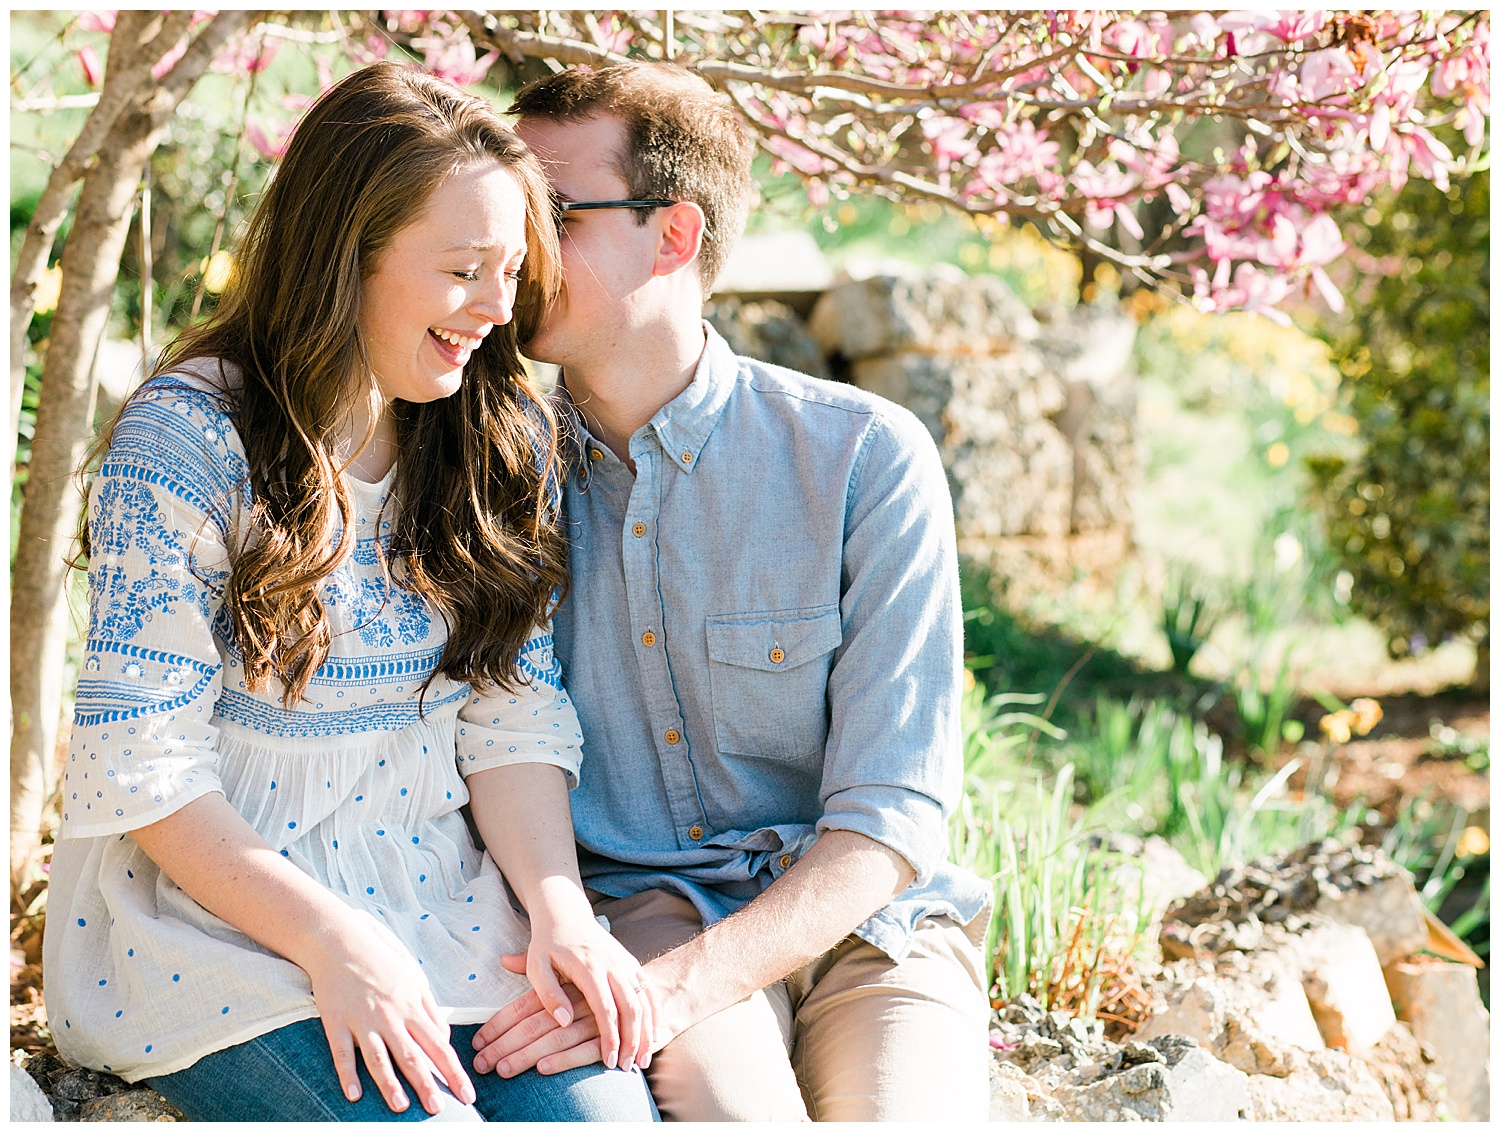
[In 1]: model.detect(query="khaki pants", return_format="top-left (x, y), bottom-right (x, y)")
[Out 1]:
top-left (591, 888), bottom-right (992, 1122)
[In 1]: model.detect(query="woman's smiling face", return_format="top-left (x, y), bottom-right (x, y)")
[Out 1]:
top-left (359, 159), bottom-right (528, 406)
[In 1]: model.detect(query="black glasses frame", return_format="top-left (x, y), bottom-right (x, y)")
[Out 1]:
top-left (552, 198), bottom-right (677, 230)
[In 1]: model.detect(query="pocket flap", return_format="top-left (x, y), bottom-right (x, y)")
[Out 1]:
top-left (705, 606), bottom-right (842, 673)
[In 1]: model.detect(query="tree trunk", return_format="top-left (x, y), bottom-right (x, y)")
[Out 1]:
top-left (8, 11), bottom-right (253, 893)
top-left (9, 106), bottom-right (159, 890)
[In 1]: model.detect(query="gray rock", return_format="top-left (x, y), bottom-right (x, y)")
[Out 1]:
top-left (1136, 950), bottom-right (1326, 1076)
top-left (851, 351), bottom-right (1074, 540)
top-left (810, 272), bottom-right (1039, 360)
top-left (1149, 1038), bottom-right (1255, 1123)
top-left (1385, 959), bottom-right (1490, 1121)
top-left (704, 297), bottom-right (830, 379)
top-left (1160, 839), bottom-right (1423, 965)
top-left (989, 1062), bottom-right (1031, 1121)
top-left (11, 1062), bottom-right (53, 1122)
top-left (1245, 1046), bottom-right (1396, 1121)
top-left (52, 1067), bottom-right (130, 1102)
top-left (1314, 876), bottom-right (1428, 967)
top-left (78, 1090), bottom-right (184, 1122)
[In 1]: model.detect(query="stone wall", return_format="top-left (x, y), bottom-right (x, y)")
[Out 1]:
top-left (709, 268), bottom-right (1141, 595)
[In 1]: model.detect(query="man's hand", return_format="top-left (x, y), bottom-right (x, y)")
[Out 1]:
top-left (473, 830), bottom-right (914, 1076)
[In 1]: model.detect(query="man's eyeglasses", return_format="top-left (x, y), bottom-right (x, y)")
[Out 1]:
top-left (552, 198), bottom-right (676, 233)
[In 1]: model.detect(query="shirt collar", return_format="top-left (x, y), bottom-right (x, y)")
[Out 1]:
top-left (636, 322), bottom-right (737, 475)
top-left (560, 322), bottom-right (737, 477)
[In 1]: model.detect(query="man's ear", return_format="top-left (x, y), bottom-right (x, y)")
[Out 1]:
top-left (652, 201), bottom-right (706, 278)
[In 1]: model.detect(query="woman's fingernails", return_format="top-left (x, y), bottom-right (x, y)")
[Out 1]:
top-left (393, 1092), bottom-right (409, 1112)
top-left (346, 1083), bottom-right (361, 1102)
top-left (620, 1057), bottom-right (634, 1074)
top-left (605, 1050), bottom-right (618, 1069)
top-left (553, 1008), bottom-right (571, 1028)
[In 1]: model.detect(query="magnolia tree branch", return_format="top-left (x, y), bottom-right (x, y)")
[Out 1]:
top-left (444, 8), bottom-right (1489, 318)
top-left (9, 10), bottom-right (194, 434)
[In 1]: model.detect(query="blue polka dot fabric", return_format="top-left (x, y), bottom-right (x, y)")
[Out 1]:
top-left (44, 362), bottom-right (586, 1085)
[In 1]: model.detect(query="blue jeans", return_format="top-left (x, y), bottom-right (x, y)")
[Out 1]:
top-left (145, 1020), bottom-right (658, 1122)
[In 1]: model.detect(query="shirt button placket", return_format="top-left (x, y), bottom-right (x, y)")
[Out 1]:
top-left (620, 444), bottom-right (705, 845)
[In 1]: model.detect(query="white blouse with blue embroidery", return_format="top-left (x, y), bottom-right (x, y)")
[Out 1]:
top-left (44, 363), bottom-right (584, 1082)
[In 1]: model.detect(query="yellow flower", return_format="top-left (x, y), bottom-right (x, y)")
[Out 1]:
top-left (963, 668), bottom-right (977, 693)
top-left (33, 265), bottom-right (62, 315)
top-left (1349, 698), bottom-right (1383, 737)
top-left (1456, 826), bottom-right (1489, 858)
top-left (1319, 710), bottom-right (1354, 745)
top-left (1266, 441), bottom-right (1290, 468)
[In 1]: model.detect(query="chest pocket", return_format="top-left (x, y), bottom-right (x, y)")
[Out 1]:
top-left (705, 606), bottom-right (842, 762)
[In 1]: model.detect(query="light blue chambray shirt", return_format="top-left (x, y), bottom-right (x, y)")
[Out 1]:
top-left (554, 325), bottom-right (992, 960)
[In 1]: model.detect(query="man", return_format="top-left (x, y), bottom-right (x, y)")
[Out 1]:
top-left (473, 63), bottom-right (994, 1121)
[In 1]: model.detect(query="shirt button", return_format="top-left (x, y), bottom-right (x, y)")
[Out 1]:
top-left (632, 522), bottom-right (646, 538)
top-left (590, 448), bottom-right (604, 462)
top-left (641, 631), bottom-right (656, 647)
top-left (779, 854), bottom-right (792, 869)
top-left (664, 729), bottom-right (681, 745)
top-left (688, 825), bottom-right (703, 841)
top-left (769, 647), bottom-right (785, 664)
top-left (681, 451), bottom-right (693, 464)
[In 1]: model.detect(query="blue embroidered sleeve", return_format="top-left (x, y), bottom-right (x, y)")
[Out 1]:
top-left (59, 378), bottom-right (246, 838)
top-left (455, 622), bottom-right (585, 786)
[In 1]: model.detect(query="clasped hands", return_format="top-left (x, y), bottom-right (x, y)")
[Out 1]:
top-left (471, 902), bottom-right (669, 1079)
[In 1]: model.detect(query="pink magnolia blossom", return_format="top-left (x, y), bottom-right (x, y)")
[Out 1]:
top-left (1184, 12), bottom-right (1220, 51)
top-left (76, 45), bottom-right (103, 88)
top-left (1073, 160), bottom-right (1143, 238)
top-left (386, 11), bottom-right (437, 34)
top-left (246, 117), bottom-right (294, 160)
top-left (77, 10), bottom-right (115, 33)
top-left (422, 37), bottom-right (498, 87)
top-left (972, 121), bottom-right (1061, 194)
top-left (765, 135), bottom-right (832, 177)
top-left (1219, 10), bottom-right (1329, 47)
top-left (1299, 47), bottom-right (1363, 102)
top-left (1194, 262), bottom-right (1294, 324)
top-left (213, 34), bottom-right (282, 75)
top-left (922, 116), bottom-right (976, 168)
top-left (1433, 23), bottom-right (1490, 146)
top-left (151, 32), bottom-right (192, 81)
top-left (959, 103), bottom-right (1008, 131)
top-left (1105, 19), bottom-right (1155, 60)
top-left (1404, 127), bottom-right (1454, 191)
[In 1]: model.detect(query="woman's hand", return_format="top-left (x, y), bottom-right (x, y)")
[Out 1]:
top-left (515, 886), bottom-right (654, 1073)
top-left (302, 917), bottom-right (476, 1115)
top-left (126, 794), bottom-right (476, 1115)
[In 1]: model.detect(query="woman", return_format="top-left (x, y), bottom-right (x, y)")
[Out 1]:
top-left (43, 63), bottom-right (656, 1122)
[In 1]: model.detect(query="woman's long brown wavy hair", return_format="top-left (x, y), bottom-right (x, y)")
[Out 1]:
top-left (82, 62), bottom-right (568, 708)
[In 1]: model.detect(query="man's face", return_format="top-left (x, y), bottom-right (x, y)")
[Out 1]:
top-left (514, 114), bottom-right (662, 367)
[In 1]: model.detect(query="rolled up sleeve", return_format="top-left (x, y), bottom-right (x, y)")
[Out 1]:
top-left (816, 411), bottom-right (964, 886)
top-left (456, 623), bottom-right (585, 786)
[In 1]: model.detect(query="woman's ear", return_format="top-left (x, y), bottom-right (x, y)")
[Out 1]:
top-left (652, 201), bottom-right (706, 279)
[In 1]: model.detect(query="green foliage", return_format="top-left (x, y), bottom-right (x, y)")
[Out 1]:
top-left (1309, 166), bottom-right (1489, 662)
top-left (1160, 566), bottom-right (1221, 675)
top-left (1381, 794), bottom-right (1490, 962)
top-left (960, 560), bottom-right (1166, 721)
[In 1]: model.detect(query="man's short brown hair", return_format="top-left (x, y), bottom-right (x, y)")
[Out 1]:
top-left (510, 63), bottom-right (755, 297)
